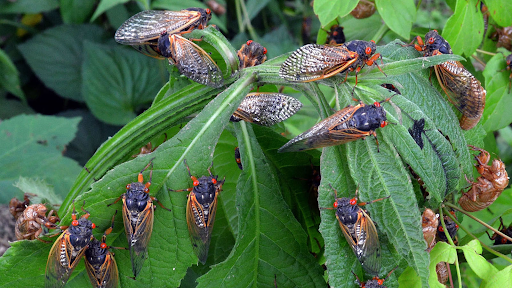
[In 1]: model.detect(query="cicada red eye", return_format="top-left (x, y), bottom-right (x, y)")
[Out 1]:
top-left (378, 279), bottom-right (384, 285)
top-left (143, 187), bottom-right (149, 193)
top-left (380, 121), bottom-right (387, 128)
top-left (100, 243), bottom-right (107, 249)
top-left (438, 226), bottom-right (444, 232)
top-left (370, 40), bottom-right (375, 43)
top-left (349, 198), bottom-right (357, 205)
top-left (333, 201), bottom-right (338, 208)
top-left (193, 180), bottom-right (200, 186)
top-left (365, 47), bottom-right (372, 55)
top-left (126, 184), bottom-right (131, 189)
top-left (72, 220), bottom-right (79, 226)
top-left (428, 37), bottom-right (435, 44)
top-left (263, 47), bottom-right (267, 54)
top-left (247, 40), bottom-right (253, 45)
top-left (502, 238), bottom-right (508, 244)
top-left (374, 101), bottom-right (380, 107)
top-left (211, 178), bottom-right (217, 184)
top-left (206, 8), bottom-right (211, 14)
top-left (92, 223), bottom-right (96, 229)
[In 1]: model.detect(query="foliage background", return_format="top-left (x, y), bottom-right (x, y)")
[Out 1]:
top-left (0, 0), bottom-right (512, 287)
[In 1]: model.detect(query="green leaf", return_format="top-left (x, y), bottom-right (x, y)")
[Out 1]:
top-left (483, 265), bottom-right (512, 288)
top-left (460, 240), bottom-right (499, 281)
top-left (0, 0), bottom-right (58, 13)
top-left (485, 0), bottom-right (512, 27)
top-left (82, 42), bottom-right (168, 125)
top-left (0, 240), bottom-right (51, 287)
top-left (0, 48), bottom-right (25, 101)
top-left (0, 98), bottom-right (34, 119)
top-left (313, 0), bottom-right (359, 27)
top-left (60, 0), bottom-right (96, 24)
top-left (0, 114), bottom-right (82, 203)
top-left (18, 24), bottom-right (105, 102)
top-left (428, 241), bottom-right (457, 288)
top-left (14, 177), bottom-right (63, 205)
top-left (375, 0), bottom-right (416, 39)
top-left (91, 0), bottom-right (129, 21)
top-left (196, 121), bottom-right (325, 287)
top-left (482, 52), bottom-right (512, 132)
top-left (442, 0), bottom-right (484, 57)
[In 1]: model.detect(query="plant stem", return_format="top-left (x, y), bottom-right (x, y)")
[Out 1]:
top-left (439, 208), bottom-right (462, 288)
top-left (476, 49), bottom-right (496, 56)
top-left (372, 24), bottom-right (388, 43)
top-left (239, 0), bottom-right (259, 41)
top-left (235, 0), bottom-right (245, 33)
top-left (445, 203), bottom-right (512, 243)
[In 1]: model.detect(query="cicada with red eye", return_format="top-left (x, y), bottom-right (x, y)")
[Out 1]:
top-left (352, 266), bottom-right (397, 287)
top-left (422, 208), bottom-right (439, 252)
top-left (499, 54), bottom-right (512, 93)
top-left (325, 185), bottom-right (389, 275)
top-left (169, 159), bottom-right (225, 264)
top-left (115, 8), bottom-right (212, 46)
top-left (85, 212), bottom-right (119, 288)
top-left (237, 40), bottom-right (267, 68)
top-left (108, 158), bottom-right (170, 278)
top-left (458, 145), bottom-right (509, 212)
top-left (45, 202), bottom-right (96, 288)
top-left (486, 217), bottom-right (512, 245)
top-left (230, 93), bottom-right (303, 126)
top-left (324, 24), bottom-right (345, 45)
top-left (278, 96), bottom-right (392, 153)
top-left (407, 30), bottom-right (486, 130)
top-left (436, 212), bottom-right (458, 244)
top-left (234, 147), bottom-right (243, 170)
top-left (279, 40), bottom-right (386, 85)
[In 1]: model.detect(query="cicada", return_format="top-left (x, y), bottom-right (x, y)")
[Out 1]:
top-left (422, 208), bottom-right (439, 252)
top-left (324, 24), bottom-right (345, 45)
top-left (279, 40), bottom-right (385, 84)
top-left (10, 194), bottom-right (60, 241)
top-left (352, 266), bottom-right (396, 287)
top-left (380, 83), bottom-right (401, 95)
top-left (237, 40), bottom-right (267, 68)
top-left (169, 159), bottom-right (224, 264)
top-left (436, 262), bottom-right (449, 285)
top-left (230, 93), bottom-right (303, 126)
top-left (108, 159), bottom-right (170, 278)
top-left (327, 185), bottom-right (389, 275)
top-left (277, 97), bottom-right (390, 153)
top-left (458, 145), bottom-right (509, 212)
top-left (408, 30), bottom-right (486, 130)
top-left (436, 212), bottom-right (458, 244)
top-left (486, 217), bottom-right (512, 245)
top-left (45, 203), bottom-right (96, 288)
top-left (491, 25), bottom-right (512, 51)
top-left (115, 8), bottom-right (212, 45)
top-left (234, 147), bottom-right (243, 170)
top-left (408, 118), bottom-right (426, 149)
top-left (85, 212), bottom-right (119, 288)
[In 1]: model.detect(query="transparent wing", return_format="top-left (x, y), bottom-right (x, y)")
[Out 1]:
top-left (279, 44), bottom-right (357, 82)
top-left (115, 10), bottom-right (202, 44)
top-left (45, 232), bottom-right (87, 288)
top-left (85, 252), bottom-right (119, 288)
top-left (233, 93), bottom-right (303, 126)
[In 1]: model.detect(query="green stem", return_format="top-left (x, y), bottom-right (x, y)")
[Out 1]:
top-left (445, 203), bottom-right (512, 243)
top-left (476, 49), bottom-right (496, 56)
top-left (372, 24), bottom-right (388, 43)
top-left (235, 0), bottom-right (245, 33)
top-left (439, 208), bottom-right (462, 288)
top-left (239, 0), bottom-right (259, 41)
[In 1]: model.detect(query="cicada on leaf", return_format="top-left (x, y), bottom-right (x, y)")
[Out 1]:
top-left (230, 93), bottom-right (303, 126)
top-left (325, 185), bottom-right (389, 275)
top-left (45, 203), bottom-right (96, 288)
top-left (108, 159), bottom-right (170, 278)
top-left (85, 212), bottom-right (119, 288)
top-left (278, 97), bottom-right (391, 153)
top-left (237, 40), bottom-right (267, 68)
top-left (279, 40), bottom-right (385, 84)
top-left (169, 159), bottom-right (224, 264)
top-left (408, 30), bottom-right (486, 130)
top-left (352, 266), bottom-right (396, 287)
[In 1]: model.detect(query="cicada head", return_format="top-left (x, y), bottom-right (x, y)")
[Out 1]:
top-left (237, 40), bottom-right (267, 68)
top-left (424, 30), bottom-right (452, 56)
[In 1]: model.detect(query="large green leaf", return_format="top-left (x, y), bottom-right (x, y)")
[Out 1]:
top-left (0, 114), bottom-right (81, 203)
top-left (442, 0), bottom-right (484, 57)
top-left (0, 48), bottom-right (25, 101)
top-left (313, 0), bottom-right (359, 27)
top-left (82, 42), bottom-right (168, 125)
top-left (485, 0), bottom-right (512, 27)
top-left (0, 0), bottom-right (58, 13)
top-left (482, 52), bottom-right (512, 132)
top-left (376, 0), bottom-right (416, 39)
top-left (196, 122), bottom-right (325, 287)
top-left (18, 25), bottom-right (106, 102)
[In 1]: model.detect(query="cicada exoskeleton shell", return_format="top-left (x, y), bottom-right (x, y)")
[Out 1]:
top-left (422, 208), bottom-right (439, 252)
top-left (10, 194), bottom-right (60, 241)
top-left (230, 93), bottom-right (303, 126)
top-left (45, 204), bottom-right (95, 288)
top-left (278, 98), bottom-right (390, 152)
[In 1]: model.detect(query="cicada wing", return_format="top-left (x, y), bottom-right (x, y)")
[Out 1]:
top-left (85, 252), bottom-right (119, 288)
top-left (233, 93), bottom-right (303, 126)
top-left (279, 44), bottom-right (357, 82)
top-left (277, 105), bottom-right (360, 152)
top-left (434, 61), bottom-right (485, 129)
top-left (122, 199), bottom-right (154, 277)
top-left (45, 231), bottom-right (88, 288)
top-left (131, 44), bottom-right (166, 59)
top-left (186, 192), bottom-right (218, 264)
top-left (115, 10), bottom-right (203, 44)
top-left (357, 210), bottom-right (381, 275)
top-left (169, 35), bottom-right (223, 88)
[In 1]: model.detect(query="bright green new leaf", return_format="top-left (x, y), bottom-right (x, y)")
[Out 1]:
top-left (428, 242), bottom-right (457, 288)
top-left (482, 52), bottom-right (512, 132)
top-left (376, 0), bottom-right (416, 39)
top-left (442, 0), bottom-right (484, 57)
top-left (18, 25), bottom-right (106, 102)
top-left (313, 0), bottom-right (359, 27)
top-left (483, 265), bottom-right (512, 288)
top-left (485, 0), bottom-right (512, 27)
top-left (14, 177), bottom-right (63, 205)
top-left (460, 240), bottom-right (499, 281)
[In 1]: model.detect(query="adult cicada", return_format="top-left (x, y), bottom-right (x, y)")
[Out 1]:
top-left (237, 40), bottom-right (267, 68)
top-left (230, 93), bottom-right (303, 126)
